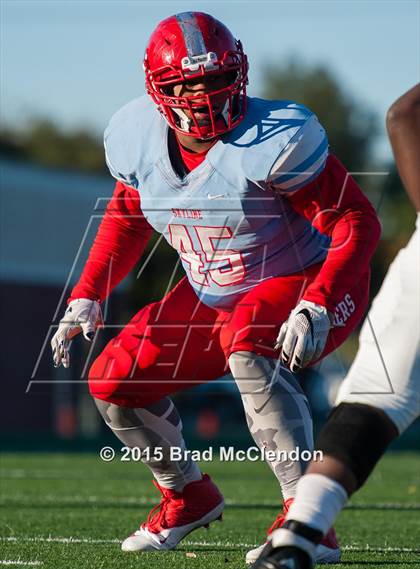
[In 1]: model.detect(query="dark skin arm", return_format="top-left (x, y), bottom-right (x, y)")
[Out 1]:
top-left (386, 82), bottom-right (420, 212)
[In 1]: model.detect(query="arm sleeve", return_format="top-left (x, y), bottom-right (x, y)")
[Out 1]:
top-left (286, 154), bottom-right (382, 312)
top-left (69, 181), bottom-right (153, 303)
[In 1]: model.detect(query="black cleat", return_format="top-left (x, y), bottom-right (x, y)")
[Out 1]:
top-left (250, 542), bottom-right (314, 569)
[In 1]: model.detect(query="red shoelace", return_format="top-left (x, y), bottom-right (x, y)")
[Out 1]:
top-left (267, 498), bottom-right (294, 535)
top-left (143, 481), bottom-right (185, 533)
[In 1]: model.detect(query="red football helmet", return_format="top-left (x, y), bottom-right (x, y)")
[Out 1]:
top-left (143, 12), bottom-right (248, 139)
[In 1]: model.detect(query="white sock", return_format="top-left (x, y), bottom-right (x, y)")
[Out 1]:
top-left (286, 473), bottom-right (348, 535)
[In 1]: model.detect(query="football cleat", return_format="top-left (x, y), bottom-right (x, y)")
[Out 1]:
top-left (245, 498), bottom-right (340, 564)
top-left (121, 473), bottom-right (224, 552)
top-left (249, 542), bottom-right (314, 569)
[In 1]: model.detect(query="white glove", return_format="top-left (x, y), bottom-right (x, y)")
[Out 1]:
top-left (51, 298), bottom-right (103, 368)
top-left (275, 300), bottom-right (332, 372)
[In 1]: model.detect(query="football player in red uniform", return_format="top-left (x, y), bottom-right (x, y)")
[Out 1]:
top-left (51, 12), bottom-right (381, 560)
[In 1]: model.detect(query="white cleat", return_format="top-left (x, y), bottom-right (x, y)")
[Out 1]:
top-left (121, 504), bottom-right (224, 551)
top-left (121, 474), bottom-right (224, 552)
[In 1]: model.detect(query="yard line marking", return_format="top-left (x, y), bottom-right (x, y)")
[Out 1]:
top-left (1, 493), bottom-right (420, 510)
top-left (1, 537), bottom-right (420, 553)
top-left (343, 546), bottom-right (420, 553)
top-left (186, 544), bottom-right (420, 553)
top-left (1, 537), bottom-right (121, 545)
top-left (344, 503), bottom-right (420, 511)
top-left (0, 562), bottom-right (42, 566)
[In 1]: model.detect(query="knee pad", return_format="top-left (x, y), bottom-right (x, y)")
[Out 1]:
top-left (93, 396), bottom-right (184, 452)
top-left (229, 351), bottom-right (274, 394)
top-left (94, 398), bottom-right (144, 429)
top-left (229, 351), bottom-right (302, 396)
top-left (95, 397), bottom-right (176, 430)
top-left (88, 339), bottom-right (134, 402)
top-left (316, 402), bottom-right (398, 489)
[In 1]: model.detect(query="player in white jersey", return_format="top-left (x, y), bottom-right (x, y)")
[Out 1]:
top-left (51, 12), bottom-right (381, 560)
top-left (250, 83), bottom-right (420, 569)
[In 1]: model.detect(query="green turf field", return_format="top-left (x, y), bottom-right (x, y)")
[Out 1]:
top-left (1, 452), bottom-right (419, 568)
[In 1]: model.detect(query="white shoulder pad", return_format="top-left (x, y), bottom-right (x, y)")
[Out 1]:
top-left (209, 98), bottom-right (327, 191)
top-left (104, 95), bottom-right (160, 189)
top-left (267, 113), bottom-right (328, 193)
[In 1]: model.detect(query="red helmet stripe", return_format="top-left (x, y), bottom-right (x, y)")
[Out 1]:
top-left (175, 12), bottom-right (207, 57)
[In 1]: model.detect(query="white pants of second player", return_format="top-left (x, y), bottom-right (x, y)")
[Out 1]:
top-left (336, 215), bottom-right (420, 434)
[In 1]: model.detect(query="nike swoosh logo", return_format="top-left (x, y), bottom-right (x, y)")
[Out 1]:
top-left (207, 193), bottom-right (225, 200)
top-left (253, 393), bottom-right (274, 414)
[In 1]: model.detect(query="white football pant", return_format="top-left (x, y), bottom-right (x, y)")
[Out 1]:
top-left (336, 215), bottom-right (420, 433)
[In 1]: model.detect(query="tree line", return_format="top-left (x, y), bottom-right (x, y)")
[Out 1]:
top-left (1, 60), bottom-right (415, 318)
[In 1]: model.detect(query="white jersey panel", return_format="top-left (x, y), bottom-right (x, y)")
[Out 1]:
top-left (267, 114), bottom-right (328, 193)
top-left (104, 96), bottom-right (331, 310)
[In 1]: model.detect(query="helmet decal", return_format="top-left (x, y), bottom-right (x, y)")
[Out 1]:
top-left (175, 12), bottom-right (207, 58)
